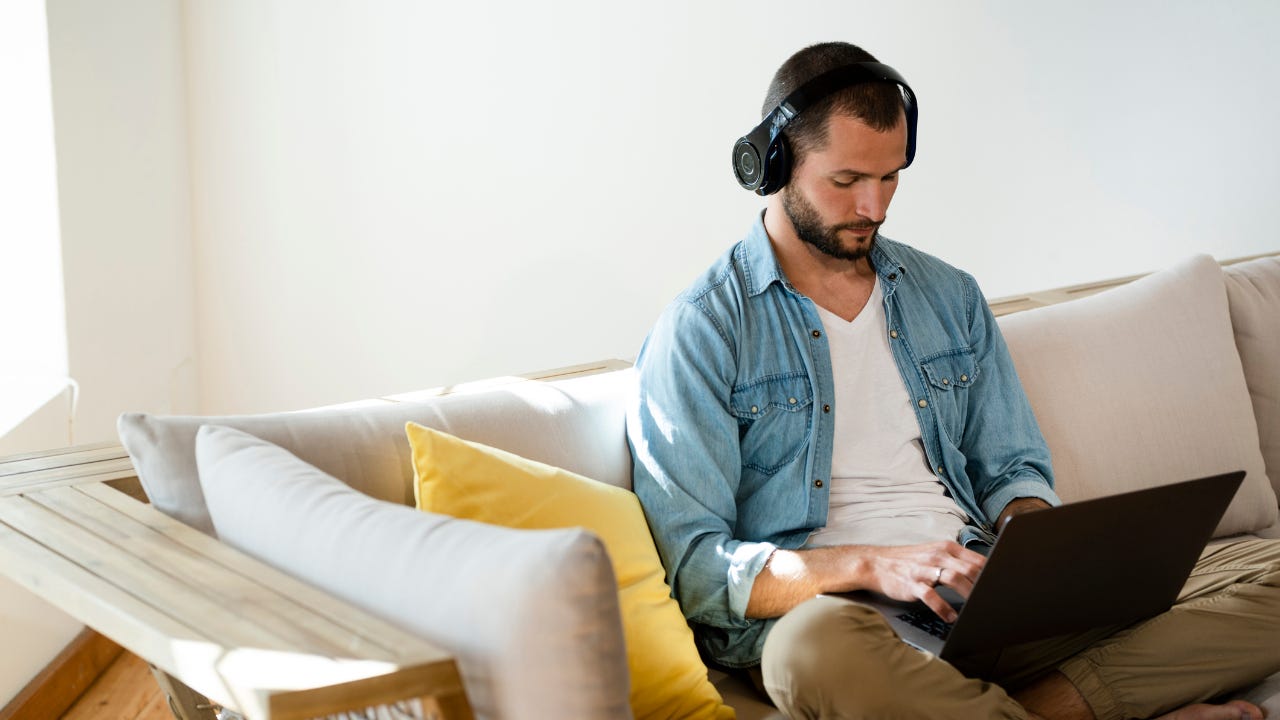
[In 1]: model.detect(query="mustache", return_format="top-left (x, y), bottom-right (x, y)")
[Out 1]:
top-left (834, 219), bottom-right (883, 232)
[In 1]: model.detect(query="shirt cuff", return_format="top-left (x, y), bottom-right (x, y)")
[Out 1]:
top-left (980, 475), bottom-right (1062, 526)
top-left (725, 540), bottom-right (778, 622)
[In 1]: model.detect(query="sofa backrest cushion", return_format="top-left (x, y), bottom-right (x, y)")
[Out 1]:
top-left (196, 424), bottom-right (633, 720)
top-left (119, 369), bottom-right (634, 535)
top-left (997, 254), bottom-right (1279, 537)
top-left (1224, 256), bottom-right (1280, 504)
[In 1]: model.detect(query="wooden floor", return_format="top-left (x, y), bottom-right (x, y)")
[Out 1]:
top-left (61, 651), bottom-right (171, 720)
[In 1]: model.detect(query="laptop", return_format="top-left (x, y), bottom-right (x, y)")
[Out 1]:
top-left (843, 471), bottom-right (1244, 676)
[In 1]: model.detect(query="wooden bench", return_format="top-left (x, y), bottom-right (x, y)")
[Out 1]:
top-left (0, 444), bottom-right (472, 720)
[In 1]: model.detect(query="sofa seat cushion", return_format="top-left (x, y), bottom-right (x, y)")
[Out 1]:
top-left (407, 422), bottom-right (734, 720)
top-left (195, 425), bottom-right (633, 720)
top-left (1224, 256), bottom-right (1280, 503)
top-left (997, 254), bottom-right (1278, 537)
top-left (119, 368), bottom-right (633, 535)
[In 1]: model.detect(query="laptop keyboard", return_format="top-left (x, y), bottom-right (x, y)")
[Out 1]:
top-left (897, 609), bottom-right (956, 639)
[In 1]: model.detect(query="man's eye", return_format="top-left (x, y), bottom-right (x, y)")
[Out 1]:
top-left (832, 179), bottom-right (854, 188)
top-left (884, 173), bottom-right (900, 183)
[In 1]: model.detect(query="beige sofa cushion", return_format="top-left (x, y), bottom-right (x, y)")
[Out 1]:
top-left (1224, 256), bottom-right (1280, 503)
top-left (997, 254), bottom-right (1278, 537)
top-left (118, 369), bottom-right (633, 534)
top-left (195, 425), bottom-right (633, 720)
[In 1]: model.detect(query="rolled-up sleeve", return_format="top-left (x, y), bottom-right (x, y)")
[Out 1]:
top-left (627, 299), bottom-right (774, 629)
top-left (959, 273), bottom-right (1063, 521)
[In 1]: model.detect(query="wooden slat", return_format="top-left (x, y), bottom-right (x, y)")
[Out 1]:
top-left (0, 458), bottom-right (139, 496)
top-left (0, 498), bottom-right (461, 718)
top-left (0, 494), bottom-right (366, 659)
top-left (78, 483), bottom-right (431, 658)
top-left (380, 358), bottom-right (632, 403)
top-left (268, 667), bottom-right (472, 720)
top-left (0, 518), bottom-right (236, 706)
top-left (988, 250), bottom-right (1280, 317)
top-left (0, 445), bottom-right (129, 477)
top-left (26, 487), bottom-right (399, 659)
top-left (989, 297), bottom-right (1045, 317)
top-left (0, 441), bottom-right (121, 468)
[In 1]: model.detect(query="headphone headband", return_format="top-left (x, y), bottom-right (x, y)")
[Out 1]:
top-left (732, 61), bottom-right (918, 195)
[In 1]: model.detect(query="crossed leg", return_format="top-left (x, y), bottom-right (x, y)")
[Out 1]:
top-left (760, 538), bottom-right (1280, 719)
top-left (1016, 671), bottom-right (1264, 720)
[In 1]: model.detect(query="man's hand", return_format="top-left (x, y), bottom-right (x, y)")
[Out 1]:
top-left (996, 497), bottom-right (1052, 533)
top-left (851, 541), bottom-right (987, 623)
top-left (747, 541), bottom-right (986, 623)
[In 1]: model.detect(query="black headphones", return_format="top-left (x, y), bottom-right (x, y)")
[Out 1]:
top-left (731, 62), bottom-right (918, 195)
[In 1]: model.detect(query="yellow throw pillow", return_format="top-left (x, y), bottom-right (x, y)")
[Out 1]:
top-left (407, 422), bottom-right (735, 720)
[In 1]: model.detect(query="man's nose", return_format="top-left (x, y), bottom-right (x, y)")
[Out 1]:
top-left (855, 184), bottom-right (890, 223)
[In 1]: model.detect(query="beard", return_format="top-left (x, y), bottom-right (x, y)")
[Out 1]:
top-left (781, 186), bottom-right (882, 263)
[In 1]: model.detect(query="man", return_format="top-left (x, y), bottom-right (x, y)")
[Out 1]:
top-left (626, 41), bottom-right (1280, 719)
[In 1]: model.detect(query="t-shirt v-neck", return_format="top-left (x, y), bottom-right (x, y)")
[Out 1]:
top-left (805, 277), bottom-right (970, 548)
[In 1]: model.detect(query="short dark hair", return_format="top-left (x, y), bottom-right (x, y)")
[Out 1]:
top-left (763, 42), bottom-right (906, 166)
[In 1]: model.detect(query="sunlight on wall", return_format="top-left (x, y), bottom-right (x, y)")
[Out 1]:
top-left (0, 2), bottom-right (68, 384)
top-left (0, 5), bottom-right (82, 710)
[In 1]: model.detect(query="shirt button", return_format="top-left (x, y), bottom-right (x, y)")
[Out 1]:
top-left (918, 399), bottom-right (929, 408)
top-left (960, 374), bottom-right (969, 382)
top-left (814, 479), bottom-right (824, 488)
top-left (942, 378), bottom-right (950, 386)
top-left (888, 272), bottom-right (898, 281)
top-left (889, 329), bottom-right (899, 339)
top-left (750, 405), bottom-right (759, 413)
top-left (811, 330), bottom-right (822, 339)
top-left (937, 465), bottom-right (945, 475)
top-left (788, 397), bottom-right (797, 405)
top-left (823, 404), bottom-right (831, 413)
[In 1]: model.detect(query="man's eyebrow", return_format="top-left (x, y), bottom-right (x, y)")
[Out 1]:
top-left (831, 167), bottom-right (903, 178)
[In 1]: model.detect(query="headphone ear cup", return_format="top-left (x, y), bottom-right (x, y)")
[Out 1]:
top-left (732, 138), bottom-right (766, 191)
top-left (759, 135), bottom-right (792, 196)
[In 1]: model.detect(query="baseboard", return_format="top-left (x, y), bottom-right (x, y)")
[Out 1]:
top-left (0, 629), bottom-right (123, 720)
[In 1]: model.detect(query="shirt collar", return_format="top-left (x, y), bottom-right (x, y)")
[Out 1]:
top-left (870, 236), bottom-right (907, 292)
top-left (741, 210), bottom-right (788, 298)
top-left (740, 210), bottom-right (907, 298)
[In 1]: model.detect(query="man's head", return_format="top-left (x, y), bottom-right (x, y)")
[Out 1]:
top-left (762, 42), bottom-right (907, 171)
top-left (765, 42), bottom-right (911, 263)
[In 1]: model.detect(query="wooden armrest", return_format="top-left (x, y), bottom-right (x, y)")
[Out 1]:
top-left (0, 446), bottom-right (472, 720)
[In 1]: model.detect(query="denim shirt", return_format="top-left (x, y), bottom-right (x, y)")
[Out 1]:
top-left (626, 213), bottom-right (1061, 668)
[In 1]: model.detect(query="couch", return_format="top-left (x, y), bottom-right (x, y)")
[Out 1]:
top-left (118, 253), bottom-right (1280, 720)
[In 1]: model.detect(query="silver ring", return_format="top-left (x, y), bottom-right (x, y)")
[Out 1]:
top-left (933, 567), bottom-right (944, 586)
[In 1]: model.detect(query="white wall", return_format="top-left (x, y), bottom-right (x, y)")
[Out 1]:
top-left (47, 0), bottom-right (200, 443)
top-left (1, 0), bottom-right (68, 381)
top-left (177, 0), bottom-right (1280, 415)
top-left (0, 2), bottom-right (82, 706)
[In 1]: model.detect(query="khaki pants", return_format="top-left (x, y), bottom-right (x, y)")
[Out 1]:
top-left (760, 538), bottom-right (1280, 719)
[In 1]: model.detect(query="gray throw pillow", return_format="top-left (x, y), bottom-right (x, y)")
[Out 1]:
top-left (195, 425), bottom-right (632, 720)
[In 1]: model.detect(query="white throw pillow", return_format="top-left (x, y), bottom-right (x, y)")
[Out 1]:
top-left (997, 254), bottom-right (1278, 537)
top-left (195, 424), bottom-right (632, 720)
top-left (119, 369), bottom-right (633, 535)
top-left (1224, 256), bottom-right (1280, 506)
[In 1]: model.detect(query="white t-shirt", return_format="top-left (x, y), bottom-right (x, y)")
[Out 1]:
top-left (803, 278), bottom-right (970, 549)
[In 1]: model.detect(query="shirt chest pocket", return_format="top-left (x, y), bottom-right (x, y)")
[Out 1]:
top-left (920, 348), bottom-right (979, 442)
top-left (730, 374), bottom-right (813, 475)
